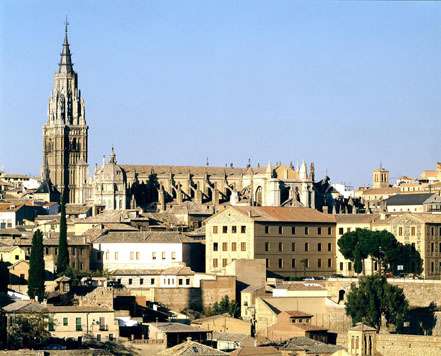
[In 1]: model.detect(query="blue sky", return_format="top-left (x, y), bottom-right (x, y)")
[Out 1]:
top-left (1, 1), bottom-right (440, 187)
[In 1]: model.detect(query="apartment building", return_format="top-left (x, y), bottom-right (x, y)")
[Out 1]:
top-left (92, 231), bottom-right (204, 272)
top-left (335, 214), bottom-right (379, 277)
top-left (205, 206), bottom-right (336, 277)
top-left (373, 213), bottom-right (441, 279)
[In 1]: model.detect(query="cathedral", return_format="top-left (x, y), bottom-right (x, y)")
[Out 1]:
top-left (41, 25), bottom-right (319, 212)
top-left (42, 23), bottom-right (88, 204)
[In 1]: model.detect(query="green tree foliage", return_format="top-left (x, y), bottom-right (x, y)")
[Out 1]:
top-left (57, 192), bottom-right (69, 275)
top-left (8, 315), bottom-right (50, 349)
top-left (28, 229), bottom-right (45, 301)
top-left (346, 275), bottom-right (409, 332)
top-left (205, 295), bottom-right (240, 318)
top-left (0, 259), bottom-right (9, 293)
top-left (338, 229), bottom-right (422, 275)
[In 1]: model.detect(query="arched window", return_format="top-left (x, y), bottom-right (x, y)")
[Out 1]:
top-left (255, 186), bottom-right (263, 206)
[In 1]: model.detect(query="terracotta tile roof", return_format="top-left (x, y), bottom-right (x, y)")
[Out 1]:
top-left (156, 339), bottom-right (228, 355)
top-left (335, 214), bottom-right (379, 224)
top-left (94, 231), bottom-right (194, 244)
top-left (121, 164), bottom-right (250, 177)
top-left (361, 187), bottom-right (400, 195)
top-left (231, 206), bottom-right (335, 223)
top-left (230, 346), bottom-right (282, 356)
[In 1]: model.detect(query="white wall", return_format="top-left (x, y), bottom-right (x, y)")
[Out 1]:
top-left (94, 242), bottom-right (184, 271)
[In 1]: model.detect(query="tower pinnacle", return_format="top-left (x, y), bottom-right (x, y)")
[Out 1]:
top-left (59, 18), bottom-right (73, 73)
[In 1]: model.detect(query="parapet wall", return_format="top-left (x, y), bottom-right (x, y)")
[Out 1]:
top-left (323, 278), bottom-right (441, 307)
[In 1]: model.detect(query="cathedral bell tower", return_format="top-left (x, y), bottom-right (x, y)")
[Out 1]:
top-left (42, 21), bottom-right (88, 204)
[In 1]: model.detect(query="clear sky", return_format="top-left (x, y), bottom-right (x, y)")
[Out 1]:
top-left (0, 1), bottom-right (440, 187)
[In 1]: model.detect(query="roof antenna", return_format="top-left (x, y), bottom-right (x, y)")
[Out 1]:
top-left (65, 15), bottom-right (69, 34)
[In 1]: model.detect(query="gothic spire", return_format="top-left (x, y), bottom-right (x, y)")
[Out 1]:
top-left (59, 18), bottom-right (73, 73)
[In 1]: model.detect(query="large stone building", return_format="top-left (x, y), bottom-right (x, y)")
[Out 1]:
top-left (205, 206), bottom-right (336, 277)
top-left (42, 23), bottom-right (89, 204)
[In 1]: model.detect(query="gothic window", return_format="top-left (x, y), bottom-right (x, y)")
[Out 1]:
top-left (255, 186), bottom-right (263, 206)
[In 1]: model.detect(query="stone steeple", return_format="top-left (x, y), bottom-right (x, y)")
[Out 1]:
top-left (42, 22), bottom-right (89, 204)
top-left (58, 20), bottom-right (73, 73)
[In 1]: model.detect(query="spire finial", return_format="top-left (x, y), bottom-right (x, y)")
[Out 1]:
top-left (59, 17), bottom-right (73, 73)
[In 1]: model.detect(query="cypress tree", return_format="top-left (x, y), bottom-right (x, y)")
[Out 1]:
top-left (28, 229), bottom-right (45, 301)
top-left (0, 259), bottom-right (9, 294)
top-left (57, 191), bottom-right (69, 275)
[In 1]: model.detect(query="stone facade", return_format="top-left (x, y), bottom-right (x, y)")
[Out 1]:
top-left (205, 206), bottom-right (336, 277)
top-left (42, 24), bottom-right (88, 204)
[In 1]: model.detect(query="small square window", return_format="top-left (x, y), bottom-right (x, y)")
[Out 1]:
top-left (241, 226), bottom-right (246, 233)
top-left (232, 226), bottom-right (237, 233)
top-left (222, 226), bottom-right (228, 233)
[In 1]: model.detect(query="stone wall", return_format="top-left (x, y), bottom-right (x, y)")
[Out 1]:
top-left (375, 334), bottom-right (441, 356)
top-left (322, 278), bottom-right (441, 307)
top-left (127, 275), bottom-right (236, 312)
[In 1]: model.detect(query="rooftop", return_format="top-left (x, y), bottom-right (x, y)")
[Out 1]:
top-left (230, 206), bottom-right (336, 223)
top-left (94, 231), bottom-right (194, 244)
top-left (385, 193), bottom-right (436, 206)
top-left (149, 322), bottom-right (210, 333)
top-left (156, 338), bottom-right (228, 355)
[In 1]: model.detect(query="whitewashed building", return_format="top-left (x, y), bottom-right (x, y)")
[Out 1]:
top-left (92, 231), bottom-right (204, 272)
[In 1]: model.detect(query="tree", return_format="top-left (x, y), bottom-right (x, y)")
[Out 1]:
top-left (8, 315), bottom-right (50, 349)
top-left (57, 191), bottom-right (69, 275)
top-left (28, 229), bottom-right (45, 301)
top-left (338, 229), bottom-right (423, 276)
top-left (345, 275), bottom-right (409, 332)
top-left (205, 295), bottom-right (240, 318)
top-left (0, 259), bottom-right (9, 293)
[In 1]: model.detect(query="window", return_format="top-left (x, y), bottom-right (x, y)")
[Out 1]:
top-left (399, 227), bottom-right (403, 236)
top-left (431, 243), bottom-right (435, 254)
top-left (340, 262), bottom-right (343, 271)
top-left (136, 252), bottom-right (140, 260)
top-left (241, 242), bottom-right (246, 251)
top-left (222, 242), bottom-right (228, 251)
top-left (76, 317), bottom-right (82, 331)
top-left (178, 279), bottom-right (183, 286)
top-left (63, 317), bottom-right (68, 326)
top-left (150, 278), bottom-right (155, 285)
top-left (213, 242), bottom-right (218, 252)
top-left (328, 227), bottom-right (332, 235)
top-left (266, 259), bottom-right (269, 268)
top-left (152, 252), bottom-right (157, 260)
top-left (291, 242), bottom-right (296, 252)
top-left (318, 227), bottom-right (322, 235)
top-left (232, 226), bottom-right (237, 233)
top-left (304, 259), bottom-right (309, 268)
top-left (265, 242), bottom-right (269, 252)
top-left (318, 258), bottom-right (322, 268)
top-left (186, 278), bottom-right (190, 285)
top-left (171, 251), bottom-right (176, 260)
top-left (161, 252), bottom-right (166, 260)
top-left (130, 251), bottom-right (134, 260)
top-left (45, 247), bottom-right (49, 255)
top-left (292, 226), bottom-right (296, 235)
top-left (213, 259), bottom-right (218, 268)
top-left (232, 242), bottom-right (237, 251)
top-left (265, 226), bottom-right (269, 234)
top-left (222, 226), bottom-right (228, 233)
top-left (291, 258), bottom-right (296, 269)
top-left (278, 242), bottom-right (283, 252)
top-left (339, 228), bottom-right (344, 235)
top-left (431, 261), bottom-right (434, 273)
top-left (15, 254), bottom-right (19, 260)
top-left (241, 226), bottom-right (246, 233)
top-left (348, 262), bottom-right (352, 271)
top-left (140, 278), bottom-right (144, 285)
top-left (278, 226), bottom-right (283, 234)
top-left (318, 243), bottom-right (322, 252)
top-left (128, 278), bottom-right (132, 285)
top-left (278, 258), bottom-right (283, 268)
top-left (213, 226), bottom-right (218, 234)
top-left (328, 243), bottom-right (332, 252)
top-left (411, 226), bottom-right (416, 236)
top-left (305, 243), bottom-right (309, 252)
top-left (222, 258), bottom-right (228, 267)
top-left (305, 227), bottom-right (309, 235)
top-left (328, 258), bottom-right (332, 268)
